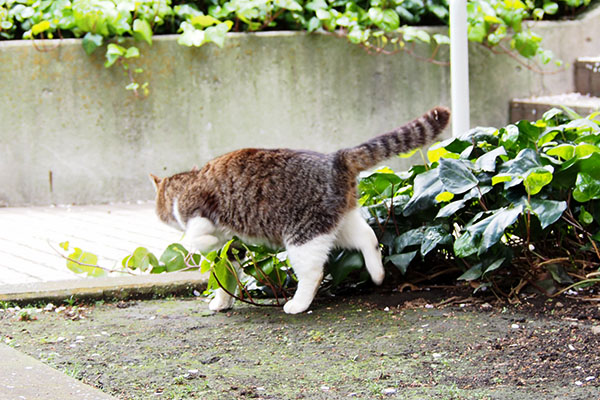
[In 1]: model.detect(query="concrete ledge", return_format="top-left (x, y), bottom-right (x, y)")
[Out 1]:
top-left (0, 344), bottom-right (117, 400)
top-left (1, 9), bottom-right (600, 205)
top-left (510, 93), bottom-right (600, 122)
top-left (0, 272), bottom-right (207, 304)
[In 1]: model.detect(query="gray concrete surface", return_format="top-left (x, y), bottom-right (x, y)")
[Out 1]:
top-left (0, 202), bottom-right (180, 286)
top-left (0, 343), bottom-right (117, 400)
top-left (1, 6), bottom-right (600, 206)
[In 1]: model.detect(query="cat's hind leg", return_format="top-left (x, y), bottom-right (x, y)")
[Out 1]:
top-left (284, 234), bottom-right (335, 314)
top-left (335, 209), bottom-right (385, 285)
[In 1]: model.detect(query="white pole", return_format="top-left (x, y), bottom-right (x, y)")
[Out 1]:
top-left (449, 0), bottom-right (470, 137)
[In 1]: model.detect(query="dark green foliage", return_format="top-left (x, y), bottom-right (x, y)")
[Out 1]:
top-left (359, 108), bottom-right (600, 296)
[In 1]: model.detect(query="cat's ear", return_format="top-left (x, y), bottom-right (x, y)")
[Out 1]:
top-left (149, 174), bottom-right (162, 191)
top-left (191, 165), bottom-right (199, 172)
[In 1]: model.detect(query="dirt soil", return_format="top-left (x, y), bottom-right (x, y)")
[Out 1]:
top-left (1, 288), bottom-right (599, 400)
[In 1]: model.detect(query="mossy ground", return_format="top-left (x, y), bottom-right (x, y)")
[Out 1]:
top-left (1, 289), bottom-right (599, 400)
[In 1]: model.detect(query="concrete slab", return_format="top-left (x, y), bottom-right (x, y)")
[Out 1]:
top-left (0, 343), bottom-right (117, 400)
top-left (0, 203), bottom-right (181, 286)
top-left (0, 271), bottom-right (208, 304)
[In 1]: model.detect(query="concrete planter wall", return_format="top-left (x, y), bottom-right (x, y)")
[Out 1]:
top-left (1, 7), bottom-right (599, 206)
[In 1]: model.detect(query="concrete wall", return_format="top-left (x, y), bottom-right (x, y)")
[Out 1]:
top-left (1, 6), bottom-right (599, 206)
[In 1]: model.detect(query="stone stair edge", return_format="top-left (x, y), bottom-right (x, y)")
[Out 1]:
top-left (0, 272), bottom-right (208, 304)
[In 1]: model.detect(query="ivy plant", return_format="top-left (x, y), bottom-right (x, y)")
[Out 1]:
top-left (1, 0), bottom-right (593, 94)
top-left (63, 109), bottom-right (600, 301)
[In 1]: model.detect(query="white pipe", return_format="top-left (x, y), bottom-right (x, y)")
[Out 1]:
top-left (449, 0), bottom-right (470, 137)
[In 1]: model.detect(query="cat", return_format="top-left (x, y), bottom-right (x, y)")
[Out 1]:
top-left (150, 106), bottom-right (450, 314)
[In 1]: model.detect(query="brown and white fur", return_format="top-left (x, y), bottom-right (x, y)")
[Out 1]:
top-left (150, 107), bottom-right (450, 314)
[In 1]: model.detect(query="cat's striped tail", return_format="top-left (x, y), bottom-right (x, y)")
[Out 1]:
top-left (336, 106), bottom-right (451, 175)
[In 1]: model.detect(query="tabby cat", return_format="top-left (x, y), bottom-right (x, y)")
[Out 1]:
top-left (151, 107), bottom-right (450, 314)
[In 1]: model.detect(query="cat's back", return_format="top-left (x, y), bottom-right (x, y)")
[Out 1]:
top-left (199, 147), bottom-right (352, 244)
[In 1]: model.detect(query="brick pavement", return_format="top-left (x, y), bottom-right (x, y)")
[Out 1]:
top-left (0, 202), bottom-right (180, 286)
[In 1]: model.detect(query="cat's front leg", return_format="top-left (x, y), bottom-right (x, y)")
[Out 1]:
top-left (184, 217), bottom-right (222, 254)
top-left (283, 234), bottom-right (334, 314)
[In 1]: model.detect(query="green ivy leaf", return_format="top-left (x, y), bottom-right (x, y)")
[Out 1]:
top-left (133, 19), bottom-right (153, 45)
top-left (543, 1), bottom-right (559, 14)
top-left (523, 166), bottom-right (553, 195)
top-left (160, 243), bottom-right (189, 272)
top-left (327, 251), bottom-right (365, 286)
top-left (104, 43), bottom-right (126, 68)
top-left (528, 198), bottom-right (567, 229)
top-left (475, 146), bottom-right (507, 172)
top-left (82, 32), bottom-right (103, 55)
top-left (479, 205), bottom-right (524, 255)
top-left (458, 263), bottom-right (482, 281)
top-left (385, 251), bottom-right (417, 275)
top-left (438, 158), bottom-right (479, 194)
top-left (420, 225), bottom-right (451, 256)
top-left (573, 172), bottom-right (600, 202)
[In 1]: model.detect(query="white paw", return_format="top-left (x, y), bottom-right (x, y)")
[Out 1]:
top-left (283, 299), bottom-right (310, 314)
top-left (371, 268), bottom-right (385, 285)
top-left (208, 296), bottom-right (234, 312)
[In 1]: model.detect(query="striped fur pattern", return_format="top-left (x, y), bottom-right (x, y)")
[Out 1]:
top-left (151, 107), bottom-right (450, 314)
top-left (336, 106), bottom-right (450, 175)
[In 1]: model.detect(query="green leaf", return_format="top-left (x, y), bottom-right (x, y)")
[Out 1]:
top-left (133, 19), bottom-right (153, 45)
top-left (475, 146), bottom-right (507, 172)
top-left (327, 251), bottom-right (365, 286)
top-left (543, 1), bottom-right (559, 14)
top-left (436, 198), bottom-right (469, 219)
top-left (190, 14), bottom-right (221, 27)
top-left (66, 247), bottom-right (105, 277)
top-left (59, 241), bottom-right (70, 251)
top-left (579, 206), bottom-right (594, 225)
top-left (160, 243), bottom-right (189, 272)
top-left (385, 251), bottom-right (417, 275)
top-left (435, 191), bottom-right (454, 203)
top-left (392, 227), bottom-right (424, 253)
top-left (483, 258), bottom-right (505, 275)
top-left (433, 33), bottom-right (450, 45)
top-left (546, 144), bottom-right (575, 160)
top-left (491, 174), bottom-right (512, 185)
top-left (122, 247), bottom-right (159, 272)
top-left (205, 23), bottom-right (230, 48)
top-left (307, 16), bottom-right (321, 32)
top-left (458, 263), bottom-right (482, 281)
top-left (420, 225), bottom-right (451, 256)
top-left (523, 166), bottom-right (553, 195)
top-left (31, 20), bottom-right (51, 35)
top-left (528, 198), bottom-right (567, 229)
top-left (573, 172), bottom-right (600, 202)
top-left (124, 46), bottom-right (140, 58)
top-left (367, 7), bottom-right (384, 25)
top-left (82, 32), bottom-right (103, 55)
top-left (546, 264), bottom-right (574, 284)
top-left (499, 125), bottom-right (520, 150)
top-left (438, 158), bottom-right (479, 194)
top-left (403, 168), bottom-right (444, 216)
top-left (104, 43), bottom-right (126, 68)
top-left (468, 23), bottom-right (487, 43)
top-left (479, 206), bottom-right (524, 255)
top-left (380, 9), bottom-right (399, 31)
top-left (575, 143), bottom-right (600, 158)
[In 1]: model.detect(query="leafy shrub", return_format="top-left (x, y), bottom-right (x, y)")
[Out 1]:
top-left (65, 108), bottom-right (600, 301)
top-left (1, 0), bottom-right (593, 73)
top-left (360, 107), bottom-right (600, 296)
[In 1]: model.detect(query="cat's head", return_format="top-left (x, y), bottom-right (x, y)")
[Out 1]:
top-left (149, 166), bottom-right (202, 229)
top-left (149, 173), bottom-right (178, 229)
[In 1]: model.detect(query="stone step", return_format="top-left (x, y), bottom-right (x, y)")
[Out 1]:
top-left (575, 57), bottom-right (600, 96)
top-left (509, 92), bottom-right (600, 122)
